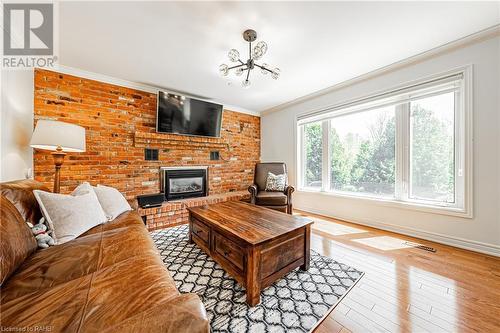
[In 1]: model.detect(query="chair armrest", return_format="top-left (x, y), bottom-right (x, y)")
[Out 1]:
top-left (284, 185), bottom-right (295, 202)
top-left (248, 184), bottom-right (258, 204)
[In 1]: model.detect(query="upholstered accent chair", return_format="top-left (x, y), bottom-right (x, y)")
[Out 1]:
top-left (248, 162), bottom-right (294, 214)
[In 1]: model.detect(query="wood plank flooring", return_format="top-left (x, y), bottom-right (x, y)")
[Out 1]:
top-left (295, 210), bottom-right (500, 333)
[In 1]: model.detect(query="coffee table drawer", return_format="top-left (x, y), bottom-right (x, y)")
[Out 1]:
top-left (191, 218), bottom-right (210, 244)
top-left (214, 232), bottom-right (245, 271)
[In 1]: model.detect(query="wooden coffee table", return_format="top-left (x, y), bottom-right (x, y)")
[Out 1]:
top-left (187, 201), bottom-right (313, 306)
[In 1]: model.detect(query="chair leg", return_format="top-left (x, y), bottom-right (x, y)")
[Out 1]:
top-left (287, 204), bottom-right (293, 214)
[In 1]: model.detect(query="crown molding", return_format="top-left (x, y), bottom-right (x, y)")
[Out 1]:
top-left (41, 65), bottom-right (260, 117)
top-left (261, 24), bottom-right (500, 116)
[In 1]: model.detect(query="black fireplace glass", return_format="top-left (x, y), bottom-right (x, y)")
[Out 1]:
top-left (162, 168), bottom-right (208, 201)
top-left (169, 177), bottom-right (203, 194)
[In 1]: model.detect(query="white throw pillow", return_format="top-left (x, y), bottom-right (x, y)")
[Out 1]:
top-left (73, 183), bottom-right (132, 221)
top-left (94, 185), bottom-right (132, 220)
top-left (33, 190), bottom-right (108, 244)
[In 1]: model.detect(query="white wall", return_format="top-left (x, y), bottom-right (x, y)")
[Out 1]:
top-left (1, 69), bottom-right (35, 181)
top-left (261, 35), bottom-right (500, 255)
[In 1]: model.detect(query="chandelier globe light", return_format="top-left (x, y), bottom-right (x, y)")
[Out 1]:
top-left (219, 29), bottom-right (280, 88)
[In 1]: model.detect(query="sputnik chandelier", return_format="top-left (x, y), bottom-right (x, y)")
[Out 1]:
top-left (219, 29), bottom-right (280, 88)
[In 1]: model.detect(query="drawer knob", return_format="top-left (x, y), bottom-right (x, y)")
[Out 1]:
top-left (224, 250), bottom-right (231, 257)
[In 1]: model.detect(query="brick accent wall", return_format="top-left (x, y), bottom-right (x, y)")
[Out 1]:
top-left (33, 69), bottom-right (261, 202)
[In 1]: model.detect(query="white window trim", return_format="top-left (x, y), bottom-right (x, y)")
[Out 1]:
top-left (295, 66), bottom-right (473, 218)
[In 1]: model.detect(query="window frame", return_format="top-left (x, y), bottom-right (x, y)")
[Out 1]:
top-left (296, 66), bottom-right (473, 218)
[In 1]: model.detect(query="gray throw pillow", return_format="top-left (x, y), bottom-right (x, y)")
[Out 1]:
top-left (265, 172), bottom-right (286, 192)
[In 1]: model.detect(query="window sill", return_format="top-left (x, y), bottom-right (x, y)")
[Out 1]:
top-left (296, 188), bottom-right (472, 218)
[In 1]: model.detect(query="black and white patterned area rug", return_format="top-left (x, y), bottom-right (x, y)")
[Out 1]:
top-left (151, 225), bottom-right (363, 333)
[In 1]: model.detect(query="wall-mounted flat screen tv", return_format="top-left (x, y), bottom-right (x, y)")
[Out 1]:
top-left (156, 91), bottom-right (223, 137)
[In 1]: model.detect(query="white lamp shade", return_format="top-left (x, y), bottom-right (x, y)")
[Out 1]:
top-left (30, 120), bottom-right (86, 152)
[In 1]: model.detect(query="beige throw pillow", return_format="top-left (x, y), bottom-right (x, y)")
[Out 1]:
top-left (33, 190), bottom-right (108, 244)
top-left (73, 182), bottom-right (132, 221)
top-left (94, 184), bottom-right (132, 221)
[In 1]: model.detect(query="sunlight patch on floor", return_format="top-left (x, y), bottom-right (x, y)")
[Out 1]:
top-left (352, 236), bottom-right (422, 250)
top-left (409, 266), bottom-right (458, 331)
top-left (310, 217), bottom-right (367, 236)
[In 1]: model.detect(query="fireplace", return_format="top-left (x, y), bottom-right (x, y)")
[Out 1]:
top-left (160, 166), bottom-right (208, 201)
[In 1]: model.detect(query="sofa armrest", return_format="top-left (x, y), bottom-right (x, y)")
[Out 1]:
top-left (248, 184), bottom-right (258, 204)
top-left (101, 293), bottom-right (209, 333)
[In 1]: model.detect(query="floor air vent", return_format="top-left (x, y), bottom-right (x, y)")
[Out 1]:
top-left (404, 242), bottom-right (436, 252)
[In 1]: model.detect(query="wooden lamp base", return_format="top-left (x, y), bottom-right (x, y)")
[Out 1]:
top-left (51, 146), bottom-right (66, 193)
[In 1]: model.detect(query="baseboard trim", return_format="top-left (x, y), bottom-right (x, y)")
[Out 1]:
top-left (297, 205), bottom-right (500, 257)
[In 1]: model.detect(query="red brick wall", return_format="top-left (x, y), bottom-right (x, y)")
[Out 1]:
top-left (33, 69), bottom-right (261, 199)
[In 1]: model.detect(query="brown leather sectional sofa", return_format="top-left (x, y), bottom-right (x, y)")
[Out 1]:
top-left (0, 179), bottom-right (209, 333)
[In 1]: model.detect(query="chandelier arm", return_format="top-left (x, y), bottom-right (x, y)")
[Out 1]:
top-left (238, 59), bottom-right (245, 65)
top-left (228, 63), bottom-right (246, 70)
top-left (245, 68), bottom-right (251, 82)
top-left (254, 64), bottom-right (274, 73)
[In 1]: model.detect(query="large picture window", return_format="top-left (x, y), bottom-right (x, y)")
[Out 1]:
top-left (329, 105), bottom-right (396, 197)
top-left (297, 69), bottom-right (472, 215)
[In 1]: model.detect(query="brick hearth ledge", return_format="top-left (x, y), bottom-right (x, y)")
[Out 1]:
top-left (138, 191), bottom-right (249, 230)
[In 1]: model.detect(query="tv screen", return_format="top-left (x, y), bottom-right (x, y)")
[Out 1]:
top-left (156, 91), bottom-right (223, 137)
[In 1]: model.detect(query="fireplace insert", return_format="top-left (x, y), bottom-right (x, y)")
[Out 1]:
top-left (160, 167), bottom-right (208, 201)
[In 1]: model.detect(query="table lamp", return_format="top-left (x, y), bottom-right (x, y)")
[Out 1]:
top-left (30, 120), bottom-right (86, 193)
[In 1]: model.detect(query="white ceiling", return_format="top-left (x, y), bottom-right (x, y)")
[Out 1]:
top-left (59, 1), bottom-right (500, 113)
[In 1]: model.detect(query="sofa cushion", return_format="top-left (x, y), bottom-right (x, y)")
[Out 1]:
top-left (99, 294), bottom-right (209, 333)
top-left (0, 255), bottom-right (180, 332)
top-left (0, 179), bottom-right (49, 224)
top-left (1, 223), bottom-right (156, 302)
top-left (79, 255), bottom-right (180, 330)
top-left (0, 196), bottom-right (37, 285)
top-left (80, 210), bottom-right (144, 237)
top-left (0, 272), bottom-right (94, 332)
top-left (255, 191), bottom-right (288, 206)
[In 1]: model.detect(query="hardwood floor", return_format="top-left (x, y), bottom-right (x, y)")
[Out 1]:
top-left (294, 210), bottom-right (500, 333)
